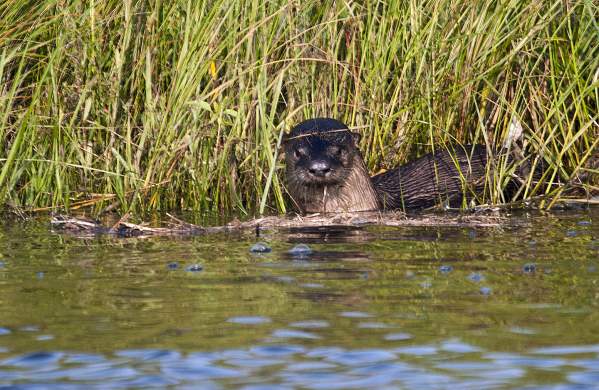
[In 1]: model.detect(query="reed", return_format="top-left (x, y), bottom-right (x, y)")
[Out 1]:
top-left (0, 0), bottom-right (597, 215)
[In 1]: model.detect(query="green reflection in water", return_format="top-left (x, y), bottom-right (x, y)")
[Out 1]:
top-left (0, 210), bottom-right (597, 386)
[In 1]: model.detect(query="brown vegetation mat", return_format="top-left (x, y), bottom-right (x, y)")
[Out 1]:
top-left (50, 211), bottom-right (506, 237)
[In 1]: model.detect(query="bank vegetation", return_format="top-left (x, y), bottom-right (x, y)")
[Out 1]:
top-left (0, 0), bottom-right (597, 215)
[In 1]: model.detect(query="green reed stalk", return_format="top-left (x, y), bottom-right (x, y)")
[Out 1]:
top-left (0, 0), bottom-right (597, 215)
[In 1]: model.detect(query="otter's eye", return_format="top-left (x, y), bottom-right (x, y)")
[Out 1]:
top-left (329, 146), bottom-right (343, 156)
top-left (294, 148), bottom-right (305, 159)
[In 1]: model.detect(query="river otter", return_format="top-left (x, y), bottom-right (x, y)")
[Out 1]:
top-left (284, 118), bottom-right (489, 213)
top-left (283, 118), bottom-right (380, 213)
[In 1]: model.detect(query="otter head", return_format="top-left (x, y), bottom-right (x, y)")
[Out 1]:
top-left (284, 118), bottom-right (361, 187)
top-left (283, 118), bottom-right (379, 213)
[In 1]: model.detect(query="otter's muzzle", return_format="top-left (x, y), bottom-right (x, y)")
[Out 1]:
top-left (308, 160), bottom-right (332, 178)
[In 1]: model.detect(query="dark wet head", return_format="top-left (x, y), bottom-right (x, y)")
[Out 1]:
top-left (284, 118), bottom-right (362, 186)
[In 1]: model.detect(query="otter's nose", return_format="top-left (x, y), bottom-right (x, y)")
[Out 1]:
top-left (308, 161), bottom-right (331, 177)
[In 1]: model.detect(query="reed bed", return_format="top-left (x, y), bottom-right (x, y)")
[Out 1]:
top-left (0, 0), bottom-right (597, 215)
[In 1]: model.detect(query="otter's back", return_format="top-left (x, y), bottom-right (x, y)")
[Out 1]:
top-left (372, 145), bottom-right (488, 210)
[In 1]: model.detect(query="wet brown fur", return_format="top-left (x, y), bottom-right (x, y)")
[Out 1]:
top-left (284, 118), bottom-right (489, 213)
top-left (284, 118), bottom-right (379, 213)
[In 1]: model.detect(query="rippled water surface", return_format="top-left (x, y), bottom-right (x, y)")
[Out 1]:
top-left (0, 209), bottom-right (598, 388)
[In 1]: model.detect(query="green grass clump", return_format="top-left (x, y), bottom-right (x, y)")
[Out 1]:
top-left (0, 0), bottom-right (597, 215)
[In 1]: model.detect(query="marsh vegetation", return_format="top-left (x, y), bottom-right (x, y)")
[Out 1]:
top-left (0, 0), bottom-right (597, 215)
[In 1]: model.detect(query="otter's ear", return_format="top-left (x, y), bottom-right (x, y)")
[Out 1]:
top-left (351, 132), bottom-right (362, 145)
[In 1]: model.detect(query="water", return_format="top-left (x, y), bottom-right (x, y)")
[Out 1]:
top-left (0, 209), bottom-right (597, 388)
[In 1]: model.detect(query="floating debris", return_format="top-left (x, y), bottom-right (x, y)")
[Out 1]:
top-left (250, 242), bottom-right (271, 254)
top-left (468, 273), bottom-right (485, 282)
top-left (185, 264), bottom-right (203, 272)
top-left (167, 262), bottom-right (179, 270)
top-left (288, 244), bottom-right (313, 256)
top-left (523, 263), bottom-right (536, 273)
top-left (350, 217), bottom-right (369, 225)
top-left (50, 211), bottom-right (507, 239)
top-left (439, 265), bottom-right (453, 273)
top-left (480, 287), bottom-right (492, 295)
